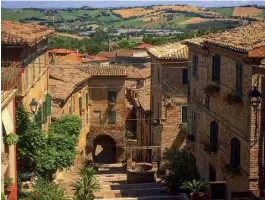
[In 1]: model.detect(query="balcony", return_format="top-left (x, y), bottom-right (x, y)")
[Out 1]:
top-left (1, 61), bottom-right (23, 101)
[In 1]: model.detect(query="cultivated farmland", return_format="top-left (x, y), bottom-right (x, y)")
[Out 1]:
top-left (233, 7), bottom-right (263, 17)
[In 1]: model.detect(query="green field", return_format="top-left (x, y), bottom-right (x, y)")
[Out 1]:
top-left (172, 17), bottom-right (193, 24)
top-left (208, 7), bottom-right (234, 16)
top-left (258, 9), bottom-right (265, 18)
top-left (1, 9), bottom-right (46, 21)
top-left (113, 19), bottom-right (146, 28)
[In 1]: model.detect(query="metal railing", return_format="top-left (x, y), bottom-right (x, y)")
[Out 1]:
top-left (1, 61), bottom-right (23, 101)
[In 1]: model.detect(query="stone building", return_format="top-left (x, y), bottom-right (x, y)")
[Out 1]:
top-left (185, 21), bottom-right (265, 199)
top-left (49, 64), bottom-right (127, 164)
top-left (1, 20), bottom-right (54, 130)
top-left (147, 43), bottom-right (189, 158)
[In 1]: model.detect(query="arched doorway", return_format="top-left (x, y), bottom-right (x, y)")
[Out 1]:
top-left (93, 135), bottom-right (116, 164)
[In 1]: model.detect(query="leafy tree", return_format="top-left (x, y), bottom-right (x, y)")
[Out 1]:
top-left (71, 167), bottom-right (100, 200)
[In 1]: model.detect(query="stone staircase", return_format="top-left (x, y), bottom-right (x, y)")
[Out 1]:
top-left (94, 164), bottom-right (189, 200)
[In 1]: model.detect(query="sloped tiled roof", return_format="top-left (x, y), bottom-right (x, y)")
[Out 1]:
top-left (96, 51), bottom-right (116, 58)
top-left (135, 43), bottom-right (153, 49)
top-left (183, 37), bottom-right (205, 47)
top-left (55, 53), bottom-right (110, 64)
top-left (48, 48), bottom-right (76, 54)
top-left (77, 64), bottom-right (127, 76)
top-left (136, 85), bottom-right (150, 111)
top-left (204, 21), bottom-right (265, 53)
top-left (2, 20), bottom-right (55, 46)
top-left (147, 43), bottom-right (188, 60)
top-left (116, 49), bottom-right (139, 57)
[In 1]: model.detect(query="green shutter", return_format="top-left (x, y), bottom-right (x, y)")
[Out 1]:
top-left (45, 94), bottom-right (52, 116)
top-left (108, 91), bottom-right (116, 103)
top-left (42, 102), bottom-right (47, 124)
top-left (35, 107), bottom-right (42, 129)
top-left (108, 111), bottom-right (116, 123)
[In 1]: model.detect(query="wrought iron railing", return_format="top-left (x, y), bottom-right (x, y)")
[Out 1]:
top-left (1, 61), bottom-right (23, 101)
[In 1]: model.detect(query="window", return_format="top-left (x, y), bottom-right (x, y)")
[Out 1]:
top-left (182, 69), bottom-right (188, 84)
top-left (212, 55), bottom-right (221, 82)
top-left (86, 92), bottom-right (89, 107)
top-left (25, 67), bottom-right (28, 90)
top-left (69, 106), bottom-right (72, 115)
top-left (45, 94), bottom-right (52, 116)
top-left (79, 96), bottom-right (82, 116)
top-left (236, 64), bottom-right (243, 95)
top-left (205, 96), bottom-right (210, 108)
top-left (193, 54), bottom-right (198, 77)
top-left (108, 91), bottom-right (116, 103)
top-left (108, 111), bottom-right (116, 123)
top-left (38, 57), bottom-right (41, 74)
top-left (32, 60), bottom-right (35, 81)
top-left (231, 138), bottom-right (240, 167)
top-left (210, 121), bottom-right (218, 145)
top-left (191, 111), bottom-right (197, 134)
top-left (181, 105), bottom-right (188, 123)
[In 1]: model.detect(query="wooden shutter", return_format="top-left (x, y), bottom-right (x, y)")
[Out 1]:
top-left (35, 107), bottom-right (42, 129)
top-left (181, 105), bottom-right (188, 123)
top-left (182, 69), bottom-right (188, 84)
top-left (212, 55), bottom-right (220, 82)
top-left (79, 96), bottom-right (82, 115)
top-left (236, 64), bottom-right (243, 95)
top-left (45, 94), bottom-right (52, 116)
top-left (210, 121), bottom-right (218, 145)
top-left (231, 138), bottom-right (240, 167)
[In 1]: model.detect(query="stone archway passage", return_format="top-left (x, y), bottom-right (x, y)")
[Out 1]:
top-left (93, 135), bottom-right (117, 164)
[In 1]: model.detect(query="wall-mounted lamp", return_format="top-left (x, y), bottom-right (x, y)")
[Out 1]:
top-left (29, 99), bottom-right (38, 114)
top-left (248, 86), bottom-right (262, 109)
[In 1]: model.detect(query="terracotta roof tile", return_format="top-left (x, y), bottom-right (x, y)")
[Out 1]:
top-left (55, 53), bottom-right (110, 64)
top-left (204, 21), bottom-right (265, 53)
top-left (77, 64), bottom-right (127, 76)
top-left (135, 43), bottom-right (153, 49)
top-left (48, 48), bottom-right (76, 54)
top-left (96, 51), bottom-right (116, 58)
top-left (2, 20), bottom-right (55, 46)
top-left (183, 37), bottom-right (205, 47)
top-left (126, 64), bottom-right (151, 79)
top-left (147, 43), bottom-right (188, 60)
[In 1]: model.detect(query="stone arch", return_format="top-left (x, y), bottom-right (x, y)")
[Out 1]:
top-left (92, 134), bottom-right (117, 164)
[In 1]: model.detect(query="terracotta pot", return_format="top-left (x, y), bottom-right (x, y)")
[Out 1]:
top-left (190, 192), bottom-right (204, 200)
top-left (167, 188), bottom-right (177, 195)
top-left (5, 184), bottom-right (12, 192)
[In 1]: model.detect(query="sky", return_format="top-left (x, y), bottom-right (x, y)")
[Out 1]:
top-left (2, 1), bottom-right (265, 9)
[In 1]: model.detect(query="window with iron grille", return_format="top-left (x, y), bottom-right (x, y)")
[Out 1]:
top-left (108, 91), bottom-right (116, 103)
top-left (210, 121), bottom-right (218, 145)
top-left (231, 138), bottom-right (240, 167)
top-left (182, 69), bottom-right (188, 84)
top-left (212, 55), bottom-right (221, 82)
top-left (181, 105), bottom-right (188, 123)
top-left (236, 64), bottom-right (243, 95)
top-left (108, 111), bottom-right (116, 123)
top-left (193, 54), bottom-right (198, 77)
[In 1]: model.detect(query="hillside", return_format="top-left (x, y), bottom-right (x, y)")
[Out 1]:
top-left (2, 5), bottom-right (264, 34)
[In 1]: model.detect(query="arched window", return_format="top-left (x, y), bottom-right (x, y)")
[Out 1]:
top-left (212, 55), bottom-right (220, 82)
top-left (210, 121), bottom-right (218, 145)
top-left (231, 138), bottom-right (240, 167)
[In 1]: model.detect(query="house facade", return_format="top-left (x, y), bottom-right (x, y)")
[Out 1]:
top-left (147, 43), bottom-right (189, 158)
top-left (1, 20), bottom-right (54, 130)
top-left (49, 64), bottom-right (127, 164)
top-left (185, 21), bottom-right (265, 199)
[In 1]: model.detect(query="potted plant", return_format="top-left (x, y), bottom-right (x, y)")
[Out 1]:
top-left (4, 177), bottom-right (13, 193)
top-left (180, 180), bottom-right (208, 200)
top-left (5, 134), bottom-right (19, 146)
top-left (163, 173), bottom-right (181, 195)
top-left (179, 123), bottom-right (187, 133)
top-left (225, 93), bottom-right (242, 105)
top-left (203, 85), bottom-right (220, 97)
top-left (224, 163), bottom-right (242, 177)
top-left (203, 142), bottom-right (218, 154)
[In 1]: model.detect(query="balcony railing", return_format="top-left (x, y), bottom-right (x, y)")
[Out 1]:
top-left (1, 61), bottom-right (23, 101)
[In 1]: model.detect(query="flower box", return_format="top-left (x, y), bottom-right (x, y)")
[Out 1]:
top-left (203, 142), bottom-right (218, 154)
top-left (224, 163), bottom-right (242, 177)
top-left (225, 93), bottom-right (242, 105)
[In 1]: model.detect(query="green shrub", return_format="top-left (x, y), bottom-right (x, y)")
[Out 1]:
top-left (5, 134), bottom-right (19, 146)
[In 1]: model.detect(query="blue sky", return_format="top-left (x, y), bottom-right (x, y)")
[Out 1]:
top-left (2, 1), bottom-right (265, 9)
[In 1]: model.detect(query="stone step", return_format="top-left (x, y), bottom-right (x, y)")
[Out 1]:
top-left (95, 187), bottom-right (167, 198)
top-left (95, 193), bottom-right (189, 200)
top-left (100, 182), bottom-right (163, 190)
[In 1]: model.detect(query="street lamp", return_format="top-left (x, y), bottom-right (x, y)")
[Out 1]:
top-left (248, 86), bottom-right (262, 109)
top-left (29, 99), bottom-right (38, 114)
